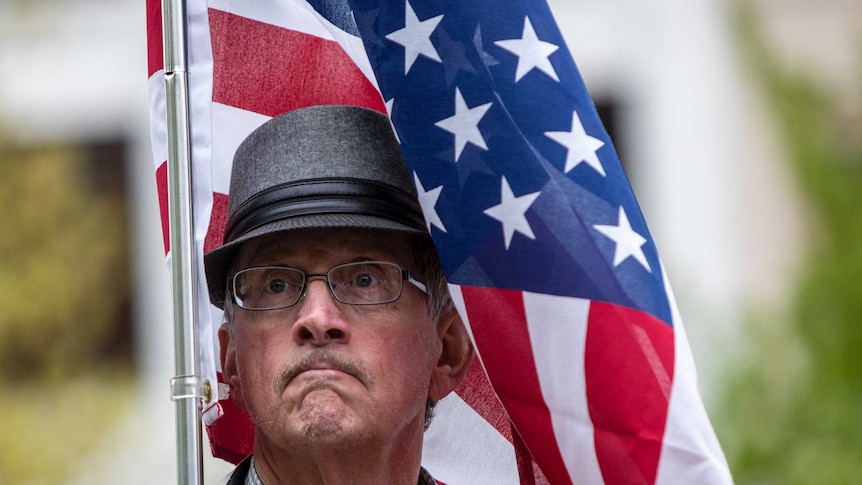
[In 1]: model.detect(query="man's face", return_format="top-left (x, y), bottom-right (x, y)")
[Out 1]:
top-left (221, 227), bottom-right (441, 452)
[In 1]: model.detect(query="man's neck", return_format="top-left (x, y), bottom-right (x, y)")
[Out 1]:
top-left (251, 433), bottom-right (424, 485)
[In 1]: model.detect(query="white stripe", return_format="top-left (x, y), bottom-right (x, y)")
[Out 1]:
top-left (655, 263), bottom-right (733, 484)
top-left (522, 292), bottom-right (604, 485)
top-left (207, 0), bottom-right (380, 92)
top-left (211, 102), bottom-right (272, 194)
top-left (209, 303), bottom-right (226, 372)
top-left (188, 0), bottom-right (218, 392)
top-left (447, 284), bottom-right (478, 353)
top-left (423, 393), bottom-right (520, 485)
top-left (148, 71), bottom-right (166, 169)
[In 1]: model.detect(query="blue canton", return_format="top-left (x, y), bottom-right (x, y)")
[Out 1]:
top-left (348, 0), bottom-right (673, 326)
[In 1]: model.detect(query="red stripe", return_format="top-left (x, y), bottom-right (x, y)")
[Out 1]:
top-left (585, 302), bottom-right (675, 485)
top-left (512, 424), bottom-right (536, 485)
top-left (205, 193), bottom-right (229, 254)
top-left (460, 287), bottom-right (572, 485)
top-left (453, 359), bottom-right (512, 443)
top-left (155, 161), bottom-right (170, 255)
top-left (206, 372), bottom-right (256, 464)
top-left (157, 163), bottom-right (226, 256)
top-left (209, 9), bottom-right (386, 117)
top-left (146, 0), bottom-right (163, 77)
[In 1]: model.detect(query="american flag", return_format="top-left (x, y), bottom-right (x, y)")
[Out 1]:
top-left (146, 0), bottom-right (732, 483)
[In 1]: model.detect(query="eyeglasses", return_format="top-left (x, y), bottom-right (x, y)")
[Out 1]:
top-left (230, 261), bottom-right (428, 311)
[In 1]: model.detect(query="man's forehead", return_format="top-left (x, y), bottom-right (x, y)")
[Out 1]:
top-left (236, 227), bottom-right (412, 266)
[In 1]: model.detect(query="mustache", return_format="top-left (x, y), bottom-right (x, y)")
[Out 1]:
top-left (273, 352), bottom-right (373, 393)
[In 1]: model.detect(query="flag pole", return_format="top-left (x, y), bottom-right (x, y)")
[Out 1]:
top-left (162, 0), bottom-right (206, 484)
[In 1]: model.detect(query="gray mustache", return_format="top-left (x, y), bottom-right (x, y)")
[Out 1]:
top-left (274, 352), bottom-right (374, 393)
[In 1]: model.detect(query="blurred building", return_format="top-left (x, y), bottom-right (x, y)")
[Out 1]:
top-left (1, 0), bottom-right (857, 483)
top-left (1, 0), bottom-right (233, 482)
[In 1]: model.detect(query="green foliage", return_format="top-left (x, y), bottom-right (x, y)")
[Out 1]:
top-left (0, 143), bottom-right (129, 383)
top-left (718, 6), bottom-right (862, 484)
top-left (0, 140), bottom-right (133, 483)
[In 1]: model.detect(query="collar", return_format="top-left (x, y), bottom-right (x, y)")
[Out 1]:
top-left (244, 457), bottom-right (265, 485)
top-left (244, 456), bottom-right (437, 485)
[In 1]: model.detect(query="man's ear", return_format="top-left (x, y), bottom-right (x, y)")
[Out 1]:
top-left (218, 324), bottom-right (247, 411)
top-left (428, 310), bottom-right (475, 401)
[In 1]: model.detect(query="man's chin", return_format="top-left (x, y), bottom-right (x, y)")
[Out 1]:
top-left (294, 390), bottom-right (358, 441)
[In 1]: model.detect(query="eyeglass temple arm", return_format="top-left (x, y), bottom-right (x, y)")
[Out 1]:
top-left (403, 270), bottom-right (428, 295)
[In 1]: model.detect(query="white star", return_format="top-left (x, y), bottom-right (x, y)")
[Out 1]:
top-left (494, 16), bottom-right (560, 82)
top-left (385, 98), bottom-right (400, 143)
top-left (593, 206), bottom-right (651, 272)
top-left (545, 111), bottom-right (606, 175)
top-left (483, 176), bottom-right (541, 250)
top-left (385, 1), bottom-right (443, 75)
top-left (414, 172), bottom-right (446, 234)
top-left (434, 88), bottom-right (493, 162)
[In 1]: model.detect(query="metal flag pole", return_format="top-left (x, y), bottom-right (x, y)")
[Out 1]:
top-left (162, 0), bottom-right (207, 483)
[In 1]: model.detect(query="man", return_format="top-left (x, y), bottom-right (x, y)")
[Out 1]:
top-left (204, 104), bottom-right (475, 485)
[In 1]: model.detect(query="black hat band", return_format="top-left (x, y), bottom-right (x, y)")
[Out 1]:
top-left (224, 177), bottom-right (427, 244)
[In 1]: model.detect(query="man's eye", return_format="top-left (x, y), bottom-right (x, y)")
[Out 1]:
top-left (267, 279), bottom-right (288, 293)
top-left (354, 273), bottom-right (377, 288)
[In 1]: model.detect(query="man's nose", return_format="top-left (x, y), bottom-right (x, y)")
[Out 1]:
top-left (290, 277), bottom-right (351, 345)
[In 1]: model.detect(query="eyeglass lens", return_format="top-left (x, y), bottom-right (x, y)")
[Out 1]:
top-left (233, 261), bottom-right (405, 310)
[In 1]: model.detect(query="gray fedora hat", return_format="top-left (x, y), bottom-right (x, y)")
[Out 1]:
top-left (204, 104), bottom-right (429, 308)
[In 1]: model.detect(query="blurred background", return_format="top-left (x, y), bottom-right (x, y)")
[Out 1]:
top-left (0, 0), bottom-right (859, 483)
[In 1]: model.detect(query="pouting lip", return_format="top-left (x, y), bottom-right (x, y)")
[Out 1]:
top-left (274, 352), bottom-right (372, 394)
